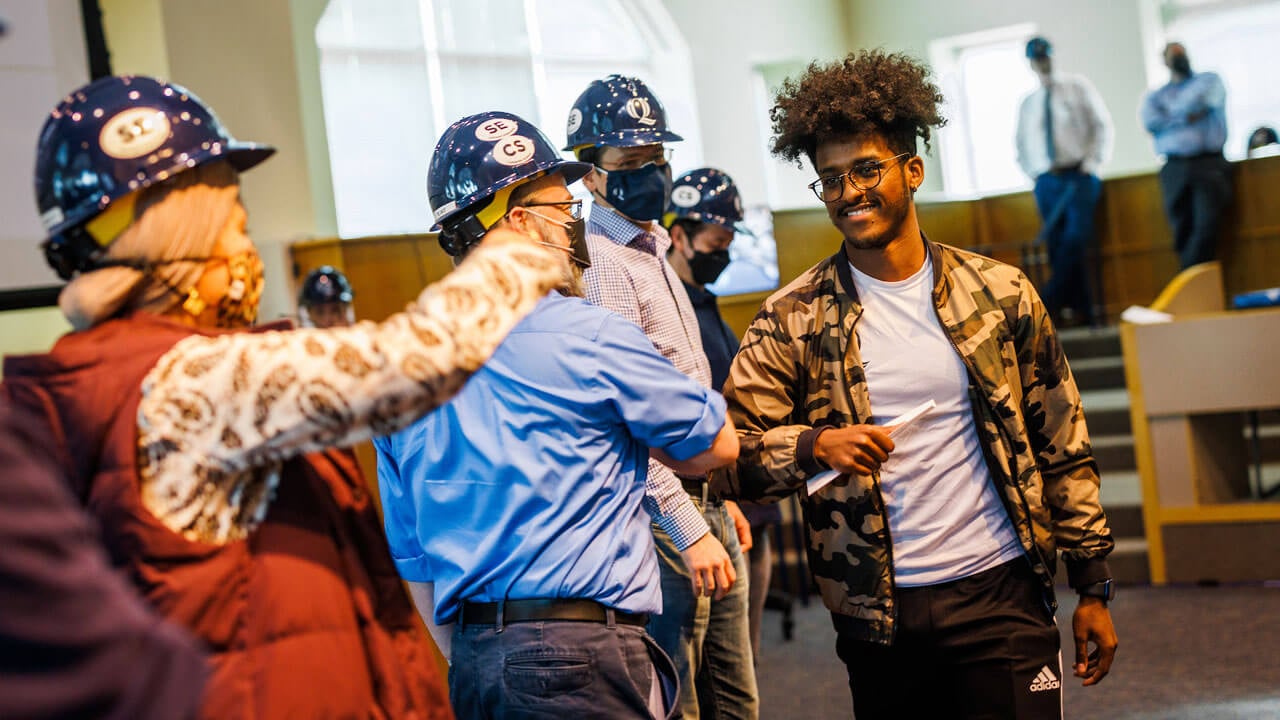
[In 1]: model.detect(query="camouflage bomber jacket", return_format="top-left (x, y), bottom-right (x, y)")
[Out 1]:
top-left (721, 238), bottom-right (1113, 644)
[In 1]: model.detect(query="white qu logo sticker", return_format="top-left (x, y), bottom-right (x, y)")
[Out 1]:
top-left (624, 97), bottom-right (657, 126)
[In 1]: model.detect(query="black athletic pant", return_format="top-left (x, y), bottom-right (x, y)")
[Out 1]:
top-left (832, 557), bottom-right (1062, 720)
top-left (1158, 152), bottom-right (1232, 269)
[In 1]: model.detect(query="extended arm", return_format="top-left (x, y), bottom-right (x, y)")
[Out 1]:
top-left (137, 241), bottom-right (563, 543)
top-left (1014, 277), bottom-right (1117, 685)
top-left (1013, 278), bottom-right (1114, 586)
top-left (721, 307), bottom-right (823, 501)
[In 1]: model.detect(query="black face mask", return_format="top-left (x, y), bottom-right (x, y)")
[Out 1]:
top-left (565, 218), bottom-right (590, 268)
top-left (689, 248), bottom-right (731, 285)
top-left (601, 163), bottom-right (672, 222)
top-left (1170, 55), bottom-right (1192, 76)
top-left (531, 213), bottom-right (591, 269)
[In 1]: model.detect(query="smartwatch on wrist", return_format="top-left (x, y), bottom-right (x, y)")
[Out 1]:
top-left (1077, 578), bottom-right (1115, 603)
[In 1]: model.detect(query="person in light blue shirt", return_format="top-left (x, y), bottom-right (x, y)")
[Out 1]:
top-left (1141, 42), bottom-right (1232, 268)
top-left (377, 110), bottom-right (739, 720)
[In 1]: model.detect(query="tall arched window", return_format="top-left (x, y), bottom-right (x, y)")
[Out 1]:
top-left (317, 0), bottom-right (702, 238)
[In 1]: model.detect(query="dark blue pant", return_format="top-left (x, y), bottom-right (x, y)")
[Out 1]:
top-left (449, 619), bottom-right (678, 719)
top-left (647, 500), bottom-right (758, 719)
top-left (833, 557), bottom-right (1062, 719)
top-left (1033, 171), bottom-right (1102, 324)
top-left (1159, 153), bottom-right (1233, 269)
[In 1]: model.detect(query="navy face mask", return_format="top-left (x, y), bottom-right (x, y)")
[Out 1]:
top-left (689, 248), bottom-right (731, 285)
top-left (600, 163), bottom-right (673, 222)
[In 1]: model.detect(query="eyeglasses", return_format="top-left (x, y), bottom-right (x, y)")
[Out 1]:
top-left (520, 199), bottom-right (584, 220)
top-left (807, 152), bottom-right (913, 203)
top-left (599, 147), bottom-right (674, 172)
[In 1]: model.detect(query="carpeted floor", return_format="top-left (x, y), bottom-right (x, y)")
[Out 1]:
top-left (753, 583), bottom-right (1280, 719)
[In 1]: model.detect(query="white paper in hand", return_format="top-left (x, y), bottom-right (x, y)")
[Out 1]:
top-left (806, 469), bottom-right (841, 496)
top-left (885, 399), bottom-right (936, 438)
top-left (806, 400), bottom-right (937, 496)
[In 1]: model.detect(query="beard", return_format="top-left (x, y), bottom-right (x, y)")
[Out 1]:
top-left (844, 230), bottom-right (896, 251)
top-left (558, 260), bottom-right (586, 298)
top-left (840, 191), bottom-right (910, 252)
top-left (527, 216), bottom-right (585, 297)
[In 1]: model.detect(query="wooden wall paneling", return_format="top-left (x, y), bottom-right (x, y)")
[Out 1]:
top-left (770, 208), bottom-right (844, 284)
top-left (1230, 155), bottom-right (1280, 230)
top-left (1100, 173), bottom-right (1178, 315)
top-left (337, 236), bottom-right (429, 322)
top-left (970, 191), bottom-right (1039, 250)
top-left (1221, 156), bottom-right (1280, 297)
top-left (719, 291), bottom-right (772, 340)
top-left (413, 234), bottom-right (457, 287)
top-left (916, 196), bottom-right (982, 251)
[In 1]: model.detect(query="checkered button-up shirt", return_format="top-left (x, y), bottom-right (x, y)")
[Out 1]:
top-left (584, 204), bottom-right (714, 550)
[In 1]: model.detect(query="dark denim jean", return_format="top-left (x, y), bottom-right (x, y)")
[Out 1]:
top-left (647, 500), bottom-right (758, 719)
top-left (449, 618), bottom-right (678, 719)
top-left (1033, 170), bottom-right (1102, 324)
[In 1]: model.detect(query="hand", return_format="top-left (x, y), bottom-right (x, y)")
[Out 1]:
top-left (1072, 597), bottom-right (1118, 686)
top-left (814, 425), bottom-right (895, 476)
top-left (679, 532), bottom-right (737, 601)
top-left (724, 500), bottom-right (753, 553)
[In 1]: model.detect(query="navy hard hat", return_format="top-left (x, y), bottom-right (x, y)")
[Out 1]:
top-left (668, 168), bottom-right (745, 230)
top-left (1026, 37), bottom-right (1052, 59)
top-left (428, 111), bottom-right (590, 231)
top-left (34, 75), bottom-right (274, 246)
top-left (563, 75), bottom-right (684, 151)
top-left (299, 266), bottom-right (353, 306)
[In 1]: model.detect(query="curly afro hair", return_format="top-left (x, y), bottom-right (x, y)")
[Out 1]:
top-left (770, 49), bottom-right (946, 167)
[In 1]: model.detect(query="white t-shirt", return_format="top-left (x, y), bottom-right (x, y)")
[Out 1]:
top-left (849, 257), bottom-right (1023, 587)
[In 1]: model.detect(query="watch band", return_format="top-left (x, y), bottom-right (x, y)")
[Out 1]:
top-left (1077, 578), bottom-right (1115, 602)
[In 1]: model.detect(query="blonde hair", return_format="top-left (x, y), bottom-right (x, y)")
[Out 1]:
top-left (59, 161), bottom-right (240, 331)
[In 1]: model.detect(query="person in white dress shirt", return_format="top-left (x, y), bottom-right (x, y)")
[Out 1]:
top-left (1015, 36), bottom-right (1113, 327)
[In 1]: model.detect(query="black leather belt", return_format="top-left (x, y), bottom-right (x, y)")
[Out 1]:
top-left (460, 598), bottom-right (648, 627)
top-left (679, 475), bottom-right (720, 505)
top-left (680, 475), bottom-right (707, 496)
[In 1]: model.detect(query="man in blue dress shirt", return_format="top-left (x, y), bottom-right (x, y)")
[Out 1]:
top-left (376, 111), bottom-right (740, 719)
top-left (1141, 42), bottom-right (1231, 269)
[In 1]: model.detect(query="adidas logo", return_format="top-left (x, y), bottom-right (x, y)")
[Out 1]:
top-left (1029, 665), bottom-right (1061, 692)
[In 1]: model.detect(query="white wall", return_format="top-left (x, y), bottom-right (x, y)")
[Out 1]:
top-left (660, 0), bottom-right (849, 210)
top-left (844, 0), bottom-right (1160, 194)
top-left (0, 0), bottom-right (89, 292)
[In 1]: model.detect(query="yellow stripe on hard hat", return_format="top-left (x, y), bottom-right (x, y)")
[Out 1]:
top-left (84, 192), bottom-right (139, 247)
top-left (473, 170), bottom-right (550, 231)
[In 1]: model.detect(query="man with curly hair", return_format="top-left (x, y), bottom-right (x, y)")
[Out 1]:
top-left (719, 49), bottom-right (1118, 718)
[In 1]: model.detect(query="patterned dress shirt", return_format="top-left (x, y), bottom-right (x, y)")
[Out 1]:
top-left (584, 203), bottom-right (713, 550)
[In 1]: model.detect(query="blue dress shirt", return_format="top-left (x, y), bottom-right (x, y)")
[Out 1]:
top-left (375, 292), bottom-right (727, 624)
top-left (1141, 72), bottom-right (1228, 157)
